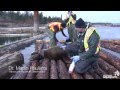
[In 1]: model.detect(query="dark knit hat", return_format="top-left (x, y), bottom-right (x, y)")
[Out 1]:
top-left (75, 18), bottom-right (87, 28)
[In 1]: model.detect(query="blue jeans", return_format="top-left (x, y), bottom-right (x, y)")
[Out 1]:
top-left (75, 58), bottom-right (98, 73)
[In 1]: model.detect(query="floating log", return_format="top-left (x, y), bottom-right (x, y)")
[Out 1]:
top-left (98, 58), bottom-right (118, 75)
top-left (82, 72), bottom-right (94, 79)
top-left (64, 58), bottom-right (83, 79)
top-left (89, 71), bottom-right (101, 79)
top-left (11, 62), bottom-right (31, 79)
top-left (26, 60), bottom-right (40, 79)
top-left (101, 40), bottom-right (120, 46)
top-left (112, 40), bottom-right (120, 45)
top-left (65, 58), bottom-right (100, 79)
top-left (0, 52), bottom-right (24, 79)
top-left (71, 70), bottom-right (83, 79)
top-left (99, 49), bottom-right (120, 71)
top-left (94, 66), bottom-right (108, 79)
top-left (36, 59), bottom-right (49, 79)
top-left (35, 40), bottom-right (44, 52)
top-left (100, 40), bottom-right (120, 53)
top-left (0, 35), bottom-right (44, 56)
top-left (57, 60), bottom-right (71, 79)
top-left (50, 60), bottom-right (58, 79)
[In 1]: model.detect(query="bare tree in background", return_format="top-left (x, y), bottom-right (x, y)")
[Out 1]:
top-left (33, 11), bottom-right (39, 35)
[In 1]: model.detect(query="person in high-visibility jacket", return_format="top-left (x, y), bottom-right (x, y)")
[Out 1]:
top-left (63, 18), bottom-right (101, 74)
top-left (65, 11), bottom-right (77, 43)
top-left (46, 22), bottom-right (70, 47)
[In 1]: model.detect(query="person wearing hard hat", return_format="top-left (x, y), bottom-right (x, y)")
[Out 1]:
top-left (46, 22), bottom-right (70, 47)
top-left (65, 11), bottom-right (77, 43)
top-left (65, 18), bottom-right (101, 74)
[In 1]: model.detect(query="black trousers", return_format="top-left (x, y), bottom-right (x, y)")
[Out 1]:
top-left (75, 58), bottom-right (98, 74)
top-left (65, 43), bottom-right (99, 73)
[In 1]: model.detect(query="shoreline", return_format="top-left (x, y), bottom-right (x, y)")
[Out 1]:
top-left (92, 23), bottom-right (120, 27)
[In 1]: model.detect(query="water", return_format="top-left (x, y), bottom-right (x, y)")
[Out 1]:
top-left (49, 26), bottom-right (120, 40)
top-left (95, 26), bottom-right (120, 40)
top-left (43, 37), bottom-right (50, 41)
top-left (20, 43), bottom-right (35, 63)
top-left (20, 37), bottom-right (50, 63)
top-left (0, 34), bottom-right (32, 63)
top-left (0, 35), bottom-right (30, 46)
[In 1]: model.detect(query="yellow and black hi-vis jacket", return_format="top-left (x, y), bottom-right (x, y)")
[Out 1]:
top-left (77, 26), bottom-right (101, 60)
top-left (66, 14), bottom-right (76, 27)
top-left (48, 22), bottom-right (69, 45)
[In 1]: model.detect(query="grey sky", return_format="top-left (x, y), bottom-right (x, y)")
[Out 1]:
top-left (40, 11), bottom-right (120, 23)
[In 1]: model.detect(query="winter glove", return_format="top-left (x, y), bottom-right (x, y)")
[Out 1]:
top-left (70, 55), bottom-right (80, 63)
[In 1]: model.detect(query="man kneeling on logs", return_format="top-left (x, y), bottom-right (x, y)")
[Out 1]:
top-left (64, 18), bottom-right (101, 74)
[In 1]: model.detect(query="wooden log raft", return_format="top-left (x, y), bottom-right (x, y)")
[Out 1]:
top-left (0, 35), bottom-right (43, 56)
top-left (99, 49), bottom-right (120, 71)
top-left (100, 40), bottom-right (120, 53)
top-left (26, 60), bottom-right (40, 79)
top-left (112, 40), bottom-right (120, 45)
top-left (94, 65), bottom-right (108, 79)
top-left (35, 40), bottom-right (44, 52)
top-left (57, 60), bottom-right (71, 79)
top-left (36, 59), bottom-right (50, 79)
top-left (63, 55), bottom-right (98, 79)
top-left (82, 72), bottom-right (94, 79)
top-left (88, 66), bottom-right (101, 79)
top-left (11, 40), bottom-right (45, 79)
top-left (11, 62), bottom-right (31, 79)
top-left (97, 58), bottom-right (118, 75)
top-left (0, 52), bottom-right (24, 79)
top-left (101, 40), bottom-right (120, 46)
top-left (71, 70), bottom-right (83, 79)
top-left (89, 71), bottom-right (101, 79)
top-left (50, 60), bottom-right (58, 79)
top-left (64, 61), bottom-right (83, 79)
top-left (10, 40), bottom-right (120, 79)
